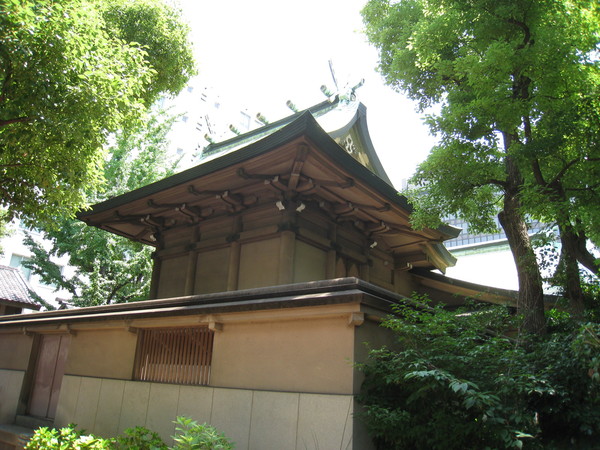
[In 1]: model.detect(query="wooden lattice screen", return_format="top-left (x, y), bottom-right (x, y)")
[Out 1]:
top-left (133, 327), bottom-right (214, 385)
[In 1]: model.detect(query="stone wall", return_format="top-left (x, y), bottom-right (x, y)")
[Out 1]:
top-left (55, 376), bottom-right (371, 449)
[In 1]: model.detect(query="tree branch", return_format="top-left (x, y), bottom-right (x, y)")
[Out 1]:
top-left (467, 179), bottom-right (508, 189)
top-left (549, 157), bottom-right (600, 187)
top-left (564, 182), bottom-right (600, 193)
top-left (0, 116), bottom-right (35, 127)
top-left (0, 44), bottom-right (12, 104)
top-left (507, 18), bottom-right (532, 50)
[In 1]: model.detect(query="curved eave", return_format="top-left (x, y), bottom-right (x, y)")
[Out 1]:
top-left (327, 103), bottom-right (393, 186)
top-left (411, 268), bottom-right (518, 306)
top-left (422, 243), bottom-right (458, 274)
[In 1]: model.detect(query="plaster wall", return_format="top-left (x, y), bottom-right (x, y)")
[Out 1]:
top-left (13, 306), bottom-right (363, 395)
top-left (370, 254), bottom-right (394, 287)
top-left (0, 333), bottom-right (33, 370)
top-left (237, 238), bottom-right (280, 289)
top-left (211, 315), bottom-right (355, 394)
top-left (194, 247), bottom-right (229, 294)
top-left (393, 268), bottom-right (417, 297)
top-left (65, 329), bottom-right (137, 379)
top-left (292, 240), bottom-right (327, 283)
top-left (157, 255), bottom-right (188, 298)
top-left (54, 376), bottom-right (366, 450)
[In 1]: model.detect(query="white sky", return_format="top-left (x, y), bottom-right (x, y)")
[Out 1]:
top-left (177, 0), bottom-right (438, 188)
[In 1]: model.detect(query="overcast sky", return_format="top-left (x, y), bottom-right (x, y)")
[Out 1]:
top-left (178, 0), bottom-right (438, 188)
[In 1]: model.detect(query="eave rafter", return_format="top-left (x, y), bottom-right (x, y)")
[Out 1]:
top-left (237, 167), bottom-right (354, 194)
top-left (99, 211), bottom-right (172, 229)
top-left (188, 186), bottom-right (258, 212)
top-left (147, 200), bottom-right (213, 224)
top-left (92, 211), bottom-right (175, 244)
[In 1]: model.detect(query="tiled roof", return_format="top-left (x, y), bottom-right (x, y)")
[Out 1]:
top-left (0, 265), bottom-right (41, 309)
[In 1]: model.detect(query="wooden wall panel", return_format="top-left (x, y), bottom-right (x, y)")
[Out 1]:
top-left (194, 248), bottom-right (230, 294)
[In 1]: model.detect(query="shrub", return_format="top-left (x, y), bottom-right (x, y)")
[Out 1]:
top-left (25, 424), bottom-right (113, 449)
top-left (172, 417), bottom-right (234, 450)
top-left (357, 296), bottom-right (600, 449)
top-left (26, 417), bottom-right (234, 450)
top-left (113, 425), bottom-right (168, 449)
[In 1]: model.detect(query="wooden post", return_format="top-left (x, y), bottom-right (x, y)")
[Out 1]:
top-left (227, 217), bottom-right (242, 291)
top-left (149, 252), bottom-right (161, 299)
top-left (184, 251), bottom-right (197, 296)
top-left (184, 227), bottom-right (201, 295)
top-left (278, 230), bottom-right (295, 284)
top-left (227, 241), bottom-right (241, 291)
top-left (326, 224), bottom-right (337, 278)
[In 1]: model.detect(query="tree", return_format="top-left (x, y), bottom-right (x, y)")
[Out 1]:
top-left (24, 111), bottom-right (178, 307)
top-left (0, 0), bottom-right (195, 228)
top-left (362, 0), bottom-right (600, 332)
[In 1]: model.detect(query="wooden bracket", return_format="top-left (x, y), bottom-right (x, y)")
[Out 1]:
top-left (64, 324), bottom-right (77, 336)
top-left (348, 312), bottom-right (365, 327)
top-left (208, 321), bottom-right (223, 332)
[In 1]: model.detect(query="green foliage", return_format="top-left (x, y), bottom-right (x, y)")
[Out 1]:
top-left (358, 296), bottom-right (600, 449)
top-left (0, 0), bottom-right (195, 228)
top-left (23, 111), bottom-right (177, 306)
top-left (530, 321), bottom-right (600, 446)
top-left (101, 0), bottom-right (196, 105)
top-left (113, 426), bottom-right (168, 450)
top-left (172, 417), bottom-right (234, 450)
top-left (26, 424), bottom-right (113, 449)
top-left (363, 0), bottom-right (600, 314)
top-left (26, 418), bottom-right (234, 450)
top-left (0, 208), bottom-right (10, 255)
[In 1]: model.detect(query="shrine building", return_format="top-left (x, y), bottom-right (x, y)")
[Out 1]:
top-left (0, 97), bottom-right (516, 449)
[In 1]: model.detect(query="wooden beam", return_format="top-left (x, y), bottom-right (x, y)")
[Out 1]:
top-left (288, 143), bottom-right (310, 191)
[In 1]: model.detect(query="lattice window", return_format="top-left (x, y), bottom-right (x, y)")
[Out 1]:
top-left (133, 327), bottom-right (214, 385)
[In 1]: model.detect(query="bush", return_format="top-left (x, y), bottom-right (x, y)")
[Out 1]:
top-left (26, 417), bottom-right (234, 450)
top-left (357, 296), bottom-right (600, 449)
top-left (172, 417), bottom-right (234, 450)
top-left (114, 425), bottom-right (167, 449)
top-left (26, 424), bottom-right (113, 449)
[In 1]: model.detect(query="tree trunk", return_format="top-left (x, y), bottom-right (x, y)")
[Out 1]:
top-left (572, 228), bottom-right (600, 276)
top-left (499, 154), bottom-right (546, 334)
top-left (557, 224), bottom-right (585, 317)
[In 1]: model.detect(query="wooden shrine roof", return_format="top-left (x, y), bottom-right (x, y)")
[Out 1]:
top-left (79, 103), bottom-right (460, 272)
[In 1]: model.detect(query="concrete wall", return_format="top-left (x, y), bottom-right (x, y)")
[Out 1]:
top-left (55, 376), bottom-right (366, 450)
